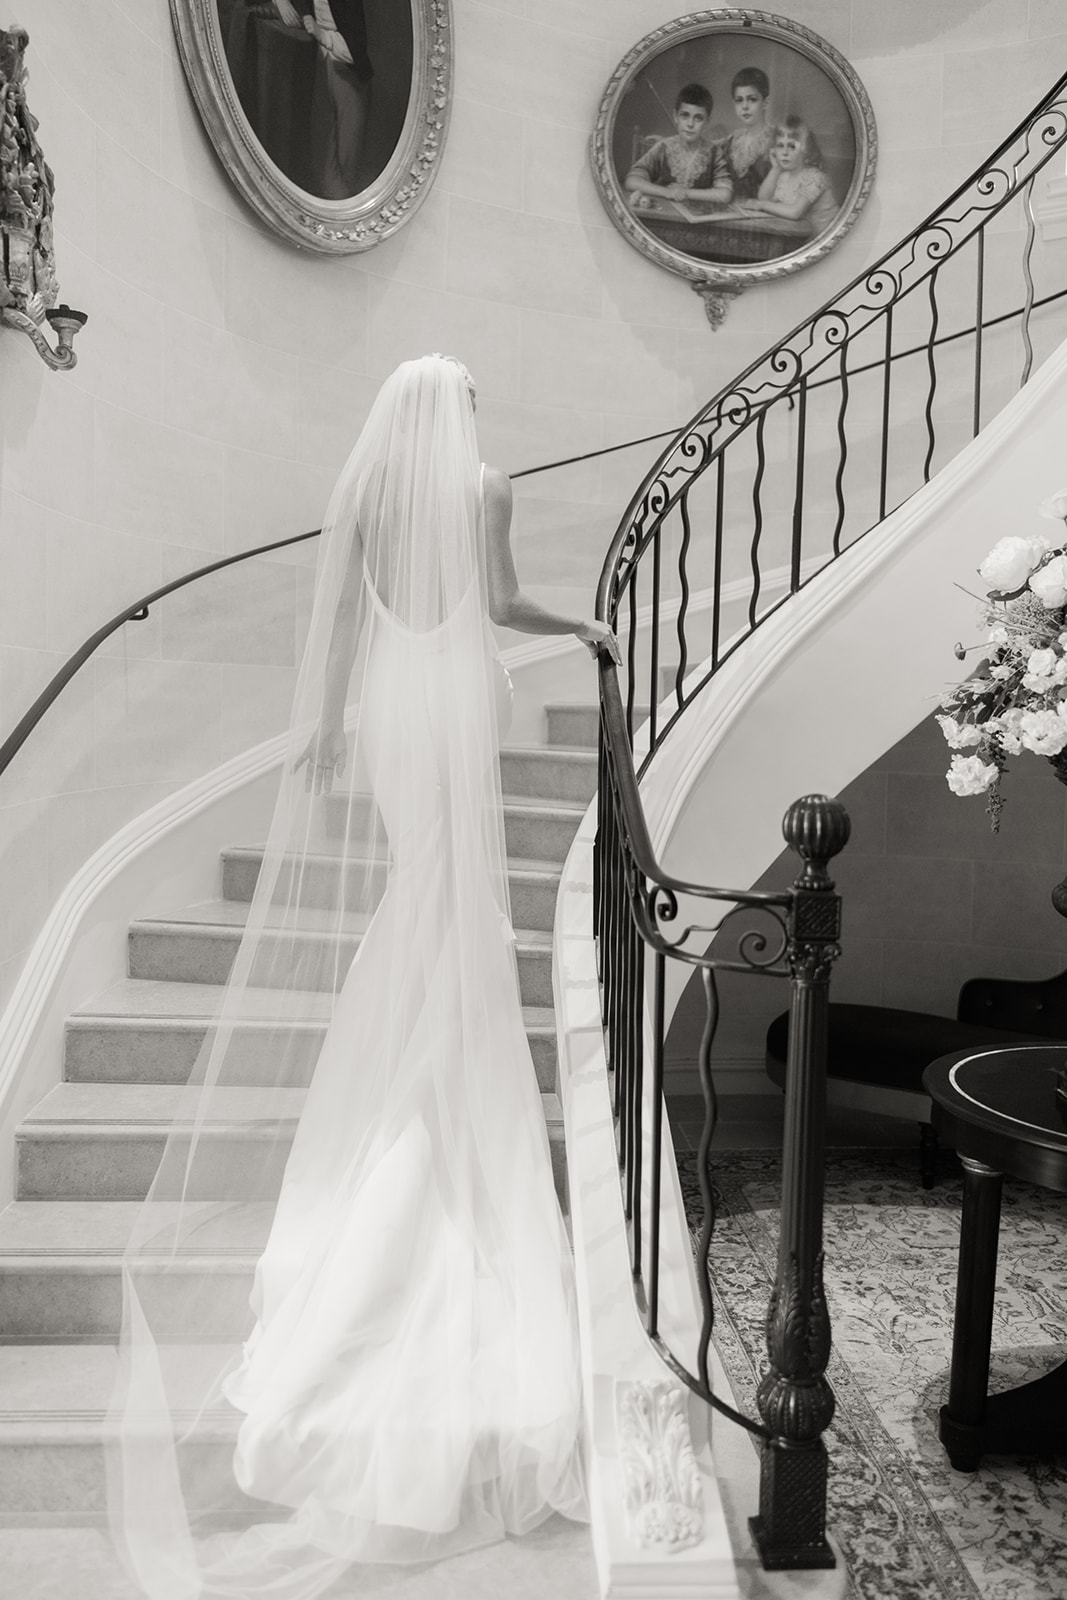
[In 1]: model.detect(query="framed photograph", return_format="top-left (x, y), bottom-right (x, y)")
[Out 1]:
top-left (591, 9), bottom-right (877, 300)
top-left (170, 0), bottom-right (452, 253)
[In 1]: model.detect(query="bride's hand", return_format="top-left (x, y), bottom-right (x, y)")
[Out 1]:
top-left (292, 726), bottom-right (347, 795)
top-left (577, 620), bottom-right (621, 664)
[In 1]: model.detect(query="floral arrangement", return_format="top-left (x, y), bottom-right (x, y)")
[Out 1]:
top-left (938, 487), bottom-right (1067, 829)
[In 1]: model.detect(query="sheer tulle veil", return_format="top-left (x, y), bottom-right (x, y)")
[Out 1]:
top-left (107, 356), bottom-right (587, 1598)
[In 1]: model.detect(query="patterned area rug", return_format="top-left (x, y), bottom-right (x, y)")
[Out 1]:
top-left (676, 1147), bottom-right (1067, 1600)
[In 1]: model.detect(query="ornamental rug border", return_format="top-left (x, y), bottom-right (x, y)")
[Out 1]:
top-left (677, 1147), bottom-right (1067, 1600)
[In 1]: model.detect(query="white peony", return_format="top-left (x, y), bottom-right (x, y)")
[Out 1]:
top-left (1029, 553), bottom-right (1067, 609)
top-left (995, 710), bottom-right (1026, 754)
top-left (978, 537), bottom-right (1041, 592)
top-left (1026, 647), bottom-right (1057, 678)
top-left (1019, 708), bottom-right (1067, 756)
top-left (1038, 487), bottom-right (1067, 521)
top-left (946, 754), bottom-right (999, 795)
top-left (936, 714), bottom-right (983, 749)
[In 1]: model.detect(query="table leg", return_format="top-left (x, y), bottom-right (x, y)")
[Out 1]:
top-left (939, 1156), bottom-right (1002, 1472)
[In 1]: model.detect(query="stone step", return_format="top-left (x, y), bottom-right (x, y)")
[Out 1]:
top-left (0, 1200), bottom-right (267, 1342)
top-left (127, 902), bottom-right (555, 1005)
top-left (499, 745), bottom-right (597, 804)
top-left (64, 979), bottom-right (558, 1094)
top-left (0, 1343), bottom-right (254, 1520)
top-left (219, 845), bottom-right (563, 932)
top-left (544, 704), bottom-right (599, 750)
top-left (14, 1083), bottom-right (567, 1210)
top-left (319, 793), bottom-right (587, 864)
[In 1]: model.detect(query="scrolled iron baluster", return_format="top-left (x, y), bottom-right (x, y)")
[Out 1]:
top-left (923, 268), bottom-right (940, 483)
top-left (693, 965), bottom-right (720, 1396)
top-left (1020, 175), bottom-right (1036, 386)
top-left (973, 229), bottom-right (985, 437)
top-left (626, 571), bottom-right (637, 747)
top-left (749, 795), bottom-right (850, 1573)
top-left (674, 491), bottom-right (692, 710)
top-left (790, 379), bottom-right (807, 594)
top-left (711, 453), bottom-right (725, 670)
top-left (879, 304), bottom-right (893, 521)
top-left (748, 412), bottom-right (767, 630)
top-left (646, 947), bottom-right (662, 1337)
top-left (831, 346), bottom-right (849, 557)
top-left (649, 529), bottom-right (661, 753)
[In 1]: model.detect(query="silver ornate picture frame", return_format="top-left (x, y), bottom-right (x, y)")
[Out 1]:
top-left (591, 9), bottom-right (877, 326)
top-left (170, 0), bottom-right (451, 253)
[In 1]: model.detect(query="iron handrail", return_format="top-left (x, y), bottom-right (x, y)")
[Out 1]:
top-left (0, 527), bottom-right (321, 783)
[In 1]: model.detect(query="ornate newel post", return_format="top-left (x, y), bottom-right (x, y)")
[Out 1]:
top-left (749, 793), bottom-right (850, 1570)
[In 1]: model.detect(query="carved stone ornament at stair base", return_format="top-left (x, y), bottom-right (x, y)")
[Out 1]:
top-left (615, 1379), bottom-right (704, 1550)
top-left (0, 27), bottom-right (86, 369)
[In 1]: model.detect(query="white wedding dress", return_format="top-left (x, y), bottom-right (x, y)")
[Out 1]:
top-left (109, 358), bottom-right (587, 1599)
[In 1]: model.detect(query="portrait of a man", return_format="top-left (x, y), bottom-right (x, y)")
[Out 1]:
top-left (217, 0), bottom-right (413, 201)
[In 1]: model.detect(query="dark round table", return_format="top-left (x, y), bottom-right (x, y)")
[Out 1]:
top-left (923, 1044), bottom-right (1067, 1471)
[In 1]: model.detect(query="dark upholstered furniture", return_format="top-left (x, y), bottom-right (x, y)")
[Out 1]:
top-left (765, 968), bottom-right (1067, 1187)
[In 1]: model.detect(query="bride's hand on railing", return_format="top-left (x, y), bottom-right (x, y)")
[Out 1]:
top-left (577, 621), bottom-right (621, 663)
top-left (292, 726), bottom-right (347, 795)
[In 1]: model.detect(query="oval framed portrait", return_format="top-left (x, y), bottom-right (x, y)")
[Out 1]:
top-left (590, 9), bottom-right (877, 292)
top-left (170, 0), bottom-right (452, 253)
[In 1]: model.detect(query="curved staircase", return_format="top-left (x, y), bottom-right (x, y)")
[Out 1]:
top-left (0, 716), bottom-right (595, 1555)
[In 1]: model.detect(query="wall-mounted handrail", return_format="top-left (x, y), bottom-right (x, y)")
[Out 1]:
top-left (0, 528), bottom-right (321, 784)
top-left (593, 68), bottom-right (1067, 1571)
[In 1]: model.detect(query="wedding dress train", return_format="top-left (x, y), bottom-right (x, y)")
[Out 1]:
top-left (109, 357), bottom-right (586, 1599)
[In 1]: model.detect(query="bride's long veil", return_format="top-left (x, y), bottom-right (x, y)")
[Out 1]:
top-left (107, 357), bottom-right (586, 1599)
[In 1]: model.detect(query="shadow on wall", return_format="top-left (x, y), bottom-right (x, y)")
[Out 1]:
top-left (666, 712), bottom-right (1067, 1085)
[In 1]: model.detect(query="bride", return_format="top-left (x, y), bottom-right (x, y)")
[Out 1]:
top-left (108, 354), bottom-right (617, 1599)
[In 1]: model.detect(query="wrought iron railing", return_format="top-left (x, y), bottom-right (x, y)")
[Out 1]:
top-left (593, 72), bottom-right (1067, 1570)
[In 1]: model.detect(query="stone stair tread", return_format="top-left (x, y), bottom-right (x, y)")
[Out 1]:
top-left (0, 1199), bottom-right (273, 1256)
top-left (220, 843), bottom-right (565, 880)
top-left (130, 901), bottom-right (553, 949)
top-left (22, 1081), bottom-right (562, 1131)
top-left (68, 978), bottom-right (556, 1035)
top-left (0, 1342), bottom-right (241, 1426)
top-left (69, 978), bottom-right (335, 1024)
top-left (22, 1082), bottom-right (309, 1127)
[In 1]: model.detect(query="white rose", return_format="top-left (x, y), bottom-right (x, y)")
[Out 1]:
top-left (946, 754), bottom-right (999, 796)
top-left (1027, 647), bottom-right (1057, 678)
top-left (1029, 553), bottom-right (1067, 609)
top-left (979, 537), bottom-right (1041, 592)
top-left (1019, 708), bottom-right (1067, 756)
top-left (1038, 487), bottom-right (1067, 520)
top-left (936, 714), bottom-right (983, 750)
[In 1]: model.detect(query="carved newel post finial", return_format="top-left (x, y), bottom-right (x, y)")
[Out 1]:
top-left (749, 792), bottom-right (848, 1572)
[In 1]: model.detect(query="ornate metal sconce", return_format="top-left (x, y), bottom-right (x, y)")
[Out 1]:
top-left (0, 27), bottom-right (87, 370)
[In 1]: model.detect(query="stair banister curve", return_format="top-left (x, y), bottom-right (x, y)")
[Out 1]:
top-left (583, 69), bottom-right (1067, 1578)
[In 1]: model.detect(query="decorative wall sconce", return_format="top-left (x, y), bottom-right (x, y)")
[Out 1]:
top-left (0, 26), bottom-right (87, 370)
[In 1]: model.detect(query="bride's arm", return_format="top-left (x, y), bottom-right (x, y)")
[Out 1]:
top-left (294, 531), bottom-right (366, 793)
top-left (484, 467), bottom-right (619, 661)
